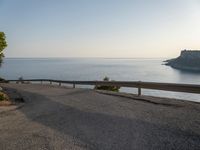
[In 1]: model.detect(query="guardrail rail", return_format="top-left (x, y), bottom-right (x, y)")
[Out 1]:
top-left (5, 79), bottom-right (200, 96)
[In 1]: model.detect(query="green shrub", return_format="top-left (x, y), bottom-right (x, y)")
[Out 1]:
top-left (94, 76), bottom-right (120, 92)
top-left (0, 93), bottom-right (4, 101)
top-left (17, 76), bottom-right (24, 83)
top-left (0, 32), bottom-right (7, 65)
top-left (0, 92), bottom-right (8, 101)
top-left (0, 77), bottom-right (8, 83)
top-left (0, 77), bottom-right (5, 81)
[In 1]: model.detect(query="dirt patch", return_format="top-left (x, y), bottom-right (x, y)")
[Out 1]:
top-left (0, 100), bottom-right (13, 106)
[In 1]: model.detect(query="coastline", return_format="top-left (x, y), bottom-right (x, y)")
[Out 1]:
top-left (164, 50), bottom-right (200, 72)
top-left (165, 62), bottom-right (200, 72)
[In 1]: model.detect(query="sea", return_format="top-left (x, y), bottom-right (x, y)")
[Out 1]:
top-left (0, 58), bottom-right (200, 102)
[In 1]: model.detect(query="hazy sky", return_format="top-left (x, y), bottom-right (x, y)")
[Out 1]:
top-left (0, 0), bottom-right (200, 58)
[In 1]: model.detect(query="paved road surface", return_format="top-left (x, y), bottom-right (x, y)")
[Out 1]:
top-left (0, 83), bottom-right (200, 150)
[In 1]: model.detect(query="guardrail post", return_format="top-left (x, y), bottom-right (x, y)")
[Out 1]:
top-left (138, 87), bottom-right (141, 96)
top-left (138, 81), bottom-right (141, 96)
top-left (73, 83), bottom-right (75, 88)
top-left (59, 82), bottom-right (61, 86)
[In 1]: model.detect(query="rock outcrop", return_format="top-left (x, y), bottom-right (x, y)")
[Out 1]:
top-left (165, 50), bottom-right (200, 72)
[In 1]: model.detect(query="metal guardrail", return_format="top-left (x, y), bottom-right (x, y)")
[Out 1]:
top-left (6, 79), bottom-right (200, 96)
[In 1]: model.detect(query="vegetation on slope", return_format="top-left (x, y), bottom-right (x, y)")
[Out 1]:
top-left (0, 32), bottom-right (7, 65)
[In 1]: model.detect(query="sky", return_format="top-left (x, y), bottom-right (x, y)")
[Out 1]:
top-left (0, 0), bottom-right (200, 58)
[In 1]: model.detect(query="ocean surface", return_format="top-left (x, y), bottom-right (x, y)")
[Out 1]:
top-left (0, 58), bottom-right (200, 102)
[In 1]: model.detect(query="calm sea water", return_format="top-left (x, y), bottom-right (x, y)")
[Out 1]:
top-left (0, 58), bottom-right (200, 102)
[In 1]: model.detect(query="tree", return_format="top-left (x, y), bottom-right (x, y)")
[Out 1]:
top-left (0, 32), bottom-right (7, 65)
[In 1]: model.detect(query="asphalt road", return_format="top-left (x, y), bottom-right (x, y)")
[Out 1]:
top-left (0, 83), bottom-right (200, 150)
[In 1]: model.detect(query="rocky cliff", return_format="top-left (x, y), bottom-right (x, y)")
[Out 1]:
top-left (165, 50), bottom-right (200, 72)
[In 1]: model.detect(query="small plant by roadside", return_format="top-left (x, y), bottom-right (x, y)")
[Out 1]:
top-left (17, 76), bottom-right (30, 84)
top-left (17, 76), bottom-right (29, 84)
top-left (0, 93), bottom-right (4, 101)
top-left (18, 76), bottom-right (24, 83)
top-left (0, 77), bottom-right (8, 83)
top-left (0, 77), bottom-right (5, 82)
top-left (0, 91), bottom-right (13, 106)
top-left (94, 76), bottom-right (120, 92)
top-left (0, 92), bottom-right (9, 101)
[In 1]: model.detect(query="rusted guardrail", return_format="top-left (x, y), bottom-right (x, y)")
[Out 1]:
top-left (6, 79), bottom-right (200, 96)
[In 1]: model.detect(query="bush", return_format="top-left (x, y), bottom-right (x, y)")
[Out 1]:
top-left (17, 76), bottom-right (24, 84)
top-left (0, 92), bottom-right (9, 101)
top-left (0, 77), bottom-right (5, 81)
top-left (0, 94), bottom-right (4, 101)
top-left (0, 77), bottom-right (8, 83)
top-left (94, 77), bottom-right (120, 92)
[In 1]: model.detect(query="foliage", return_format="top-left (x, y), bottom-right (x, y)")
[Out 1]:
top-left (103, 76), bottom-right (109, 81)
top-left (18, 76), bottom-right (24, 81)
top-left (17, 76), bottom-right (24, 83)
top-left (0, 77), bottom-right (8, 83)
top-left (0, 77), bottom-right (6, 82)
top-left (0, 94), bottom-right (4, 101)
top-left (94, 76), bottom-right (120, 92)
top-left (0, 32), bottom-right (7, 65)
top-left (0, 92), bottom-right (9, 101)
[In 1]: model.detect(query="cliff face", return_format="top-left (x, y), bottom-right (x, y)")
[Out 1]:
top-left (180, 50), bottom-right (200, 59)
top-left (165, 50), bottom-right (200, 72)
